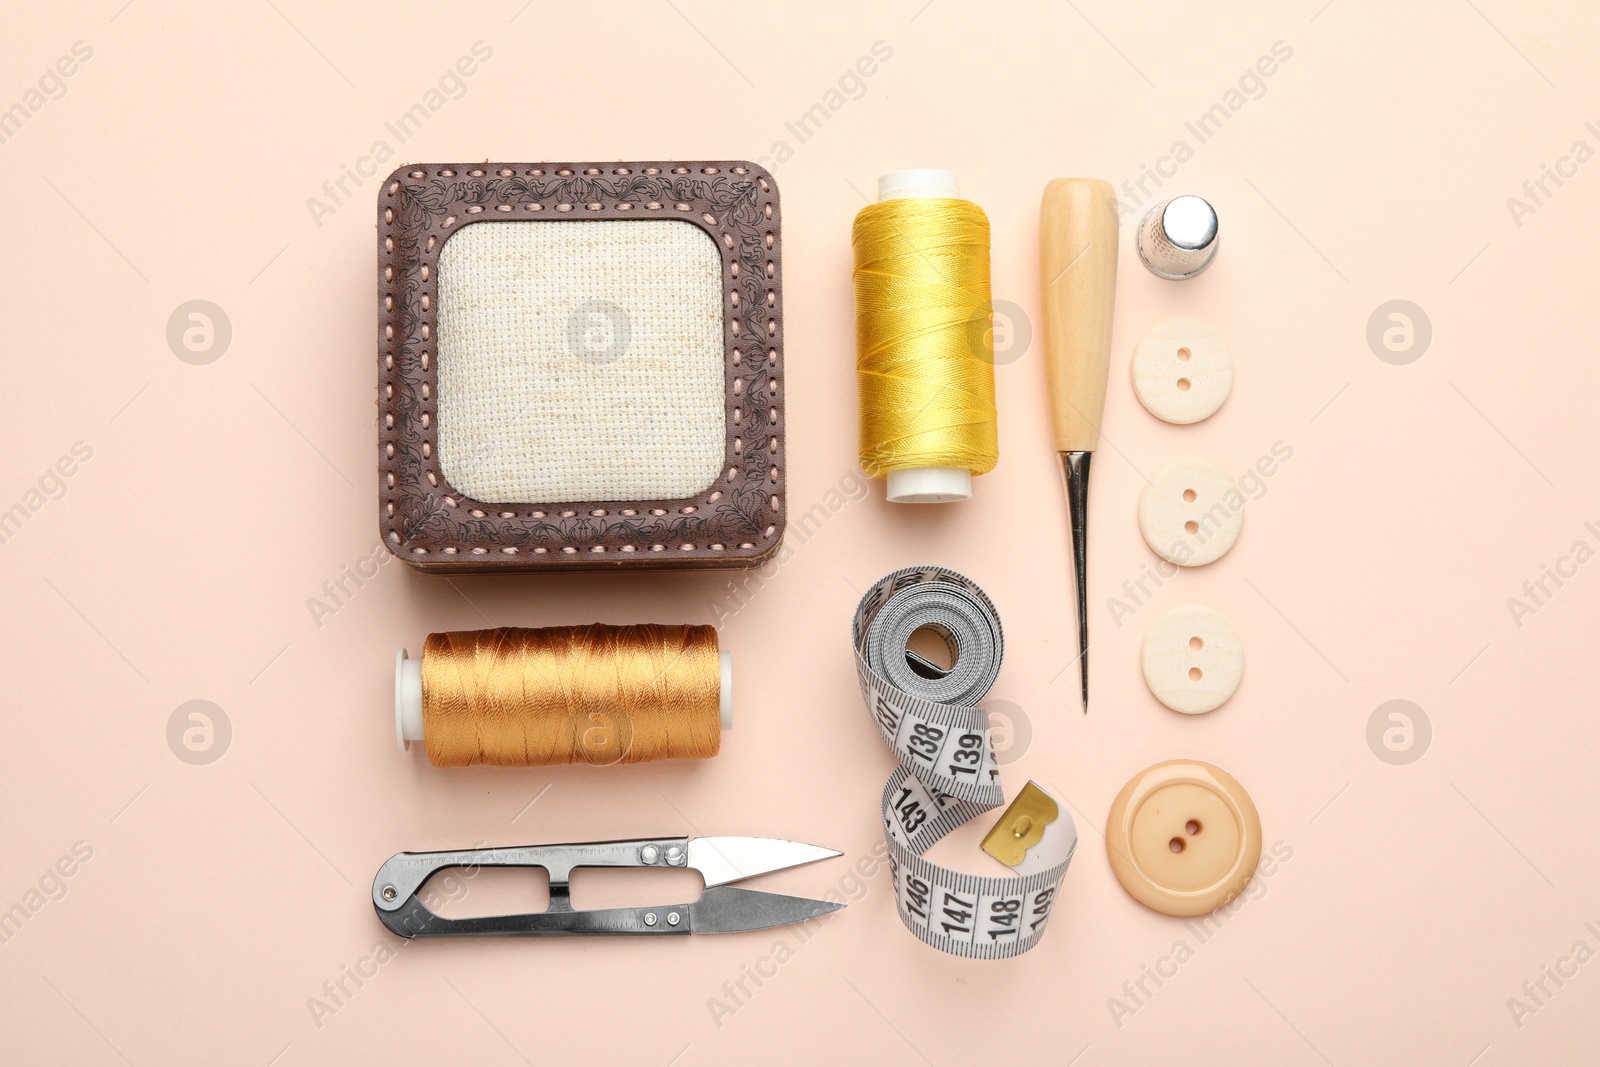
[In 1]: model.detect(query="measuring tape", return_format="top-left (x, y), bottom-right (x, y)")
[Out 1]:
top-left (852, 566), bottom-right (1077, 959)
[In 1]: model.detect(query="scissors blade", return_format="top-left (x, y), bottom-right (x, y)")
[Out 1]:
top-left (689, 886), bottom-right (844, 934)
top-left (687, 837), bottom-right (841, 888)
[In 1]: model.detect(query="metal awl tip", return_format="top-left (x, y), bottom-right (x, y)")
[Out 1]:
top-left (1059, 451), bottom-right (1092, 713)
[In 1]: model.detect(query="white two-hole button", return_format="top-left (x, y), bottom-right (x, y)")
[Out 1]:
top-left (1131, 318), bottom-right (1233, 425)
top-left (1137, 457), bottom-right (1243, 566)
top-left (1142, 605), bottom-right (1243, 714)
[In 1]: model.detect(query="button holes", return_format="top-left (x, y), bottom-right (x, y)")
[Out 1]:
top-left (1169, 837), bottom-right (1185, 853)
top-left (1188, 667), bottom-right (1203, 682)
top-left (1183, 489), bottom-right (1196, 502)
top-left (1177, 347), bottom-right (1191, 361)
top-left (1189, 636), bottom-right (1203, 651)
top-left (1184, 520), bottom-right (1199, 535)
top-left (1177, 378), bottom-right (1192, 392)
top-left (1186, 820), bottom-right (1202, 835)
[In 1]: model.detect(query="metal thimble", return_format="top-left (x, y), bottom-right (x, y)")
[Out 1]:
top-left (1137, 196), bottom-right (1219, 280)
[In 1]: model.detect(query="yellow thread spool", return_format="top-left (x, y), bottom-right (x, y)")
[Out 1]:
top-left (853, 169), bottom-right (998, 504)
top-left (393, 625), bottom-right (730, 767)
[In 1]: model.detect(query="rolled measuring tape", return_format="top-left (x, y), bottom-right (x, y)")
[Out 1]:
top-left (852, 566), bottom-right (1077, 958)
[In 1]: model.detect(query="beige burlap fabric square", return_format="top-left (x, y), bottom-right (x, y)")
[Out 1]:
top-left (436, 219), bottom-right (726, 503)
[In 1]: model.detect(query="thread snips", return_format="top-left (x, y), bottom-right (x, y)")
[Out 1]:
top-left (373, 837), bottom-right (845, 938)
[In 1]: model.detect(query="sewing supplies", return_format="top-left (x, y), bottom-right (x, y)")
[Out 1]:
top-left (376, 161), bottom-right (785, 571)
top-left (1131, 317), bottom-right (1234, 424)
top-left (1140, 605), bottom-right (1243, 714)
top-left (852, 169), bottom-right (998, 504)
top-left (1136, 457), bottom-right (1244, 567)
top-left (1105, 760), bottom-right (1260, 917)
top-left (1136, 195), bottom-right (1220, 279)
top-left (374, 837), bottom-right (843, 938)
top-left (1038, 178), bottom-right (1120, 712)
top-left (852, 566), bottom-right (1076, 958)
top-left (394, 625), bottom-right (729, 767)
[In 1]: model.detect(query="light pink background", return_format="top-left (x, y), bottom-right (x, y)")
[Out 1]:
top-left (3, 1), bottom-right (1597, 1064)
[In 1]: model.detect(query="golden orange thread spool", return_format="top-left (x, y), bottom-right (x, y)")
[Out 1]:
top-left (393, 625), bottom-right (728, 767)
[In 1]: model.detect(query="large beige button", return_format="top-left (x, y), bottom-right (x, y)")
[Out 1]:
top-left (1137, 457), bottom-right (1243, 566)
top-left (1106, 760), bottom-right (1261, 917)
top-left (1141, 605), bottom-right (1243, 714)
top-left (1131, 318), bottom-right (1233, 424)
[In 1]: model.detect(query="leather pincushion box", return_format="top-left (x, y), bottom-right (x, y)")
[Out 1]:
top-left (376, 160), bottom-right (784, 573)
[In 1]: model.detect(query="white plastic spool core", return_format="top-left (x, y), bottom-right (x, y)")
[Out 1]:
top-left (875, 168), bottom-right (974, 505)
top-left (393, 646), bottom-right (733, 753)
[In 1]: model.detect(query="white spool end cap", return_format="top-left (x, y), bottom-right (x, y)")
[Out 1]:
top-left (395, 648), bottom-right (423, 753)
top-left (886, 467), bottom-right (972, 504)
top-left (719, 651), bottom-right (733, 732)
top-left (878, 169), bottom-right (959, 201)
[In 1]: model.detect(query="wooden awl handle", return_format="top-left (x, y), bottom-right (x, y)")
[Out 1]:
top-left (1039, 178), bottom-right (1119, 452)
